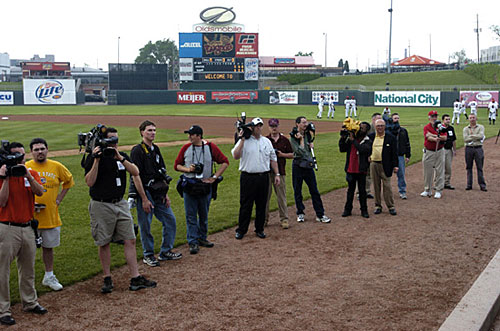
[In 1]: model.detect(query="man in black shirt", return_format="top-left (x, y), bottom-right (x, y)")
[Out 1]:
top-left (390, 113), bottom-right (411, 199)
top-left (85, 127), bottom-right (156, 293)
top-left (442, 114), bottom-right (457, 190)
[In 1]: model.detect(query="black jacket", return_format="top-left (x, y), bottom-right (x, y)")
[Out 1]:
top-left (394, 126), bottom-right (411, 158)
top-left (368, 131), bottom-right (398, 178)
top-left (339, 135), bottom-right (372, 173)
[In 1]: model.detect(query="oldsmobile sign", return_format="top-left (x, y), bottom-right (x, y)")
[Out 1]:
top-left (374, 91), bottom-right (440, 107)
top-left (193, 7), bottom-right (244, 32)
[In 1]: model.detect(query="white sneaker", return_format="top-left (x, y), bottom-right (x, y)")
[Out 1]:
top-left (420, 191), bottom-right (431, 197)
top-left (297, 214), bottom-right (305, 222)
top-left (42, 275), bottom-right (63, 291)
top-left (316, 215), bottom-right (331, 223)
top-left (434, 192), bottom-right (442, 199)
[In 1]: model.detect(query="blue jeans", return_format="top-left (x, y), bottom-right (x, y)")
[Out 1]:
top-left (292, 164), bottom-right (325, 217)
top-left (183, 190), bottom-right (212, 245)
top-left (397, 156), bottom-right (407, 194)
top-left (136, 190), bottom-right (177, 257)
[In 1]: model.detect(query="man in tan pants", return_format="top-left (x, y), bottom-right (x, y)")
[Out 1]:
top-left (265, 118), bottom-right (294, 229)
top-left (367, 120), bottom-right (399, 216)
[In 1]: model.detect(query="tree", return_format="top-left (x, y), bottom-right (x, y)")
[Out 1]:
top-left (343, 60), bottom-right (350, 73)
top-left (295, 51), bottom-right (314, 56)
top-left (491, 25), bottom-right (500, 41)
top-left (135, 38), bottom-right (178, 66)
top-left (451, 49), bottom-right (471, 66)
top-left (338, 59), bottom-right (344, 68)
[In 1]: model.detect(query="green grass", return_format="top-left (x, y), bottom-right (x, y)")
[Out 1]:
top-left (7, 105), bottom-right (499, 303)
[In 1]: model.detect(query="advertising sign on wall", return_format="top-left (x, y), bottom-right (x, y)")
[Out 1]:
top-left (179, 58), bottom-right (194, 81)
top-left (374, 91), bottom-right (440, 107)
top-left (177, 91), bottom-right (207, 104)
top-left (235, 33), bottom-right (258, 57)
top-left (0, 92), bottom-right (14, 105)
top-left (460, 91), bottom-right (499, 108)
top-left (244, 58), bottom-right (258, 81)
top-left (179, 33), bottom-right (203, 58)
top-left (312, 91), bottom-right (339, 104)
top-left (212, 91), bottom-right (258, 103)
top-left (23, 79), bottom-right (76, 105)
top-left (202, 33), bottom-right (235, 57)
top-left (269, 91), bottom-right (298, 104)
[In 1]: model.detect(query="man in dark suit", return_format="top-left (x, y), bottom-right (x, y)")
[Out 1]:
top-left (368, 119), bottom-right (399, 215)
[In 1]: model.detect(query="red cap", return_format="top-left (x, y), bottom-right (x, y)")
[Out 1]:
top-left (428, 110), bottom-right (438, 116)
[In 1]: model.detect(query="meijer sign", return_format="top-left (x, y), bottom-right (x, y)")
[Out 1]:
top-left (375, 91), bottom-right (440, 107)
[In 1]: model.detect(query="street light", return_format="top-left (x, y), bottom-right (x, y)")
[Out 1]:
top-left (388, 0), bottom-right (393, 73)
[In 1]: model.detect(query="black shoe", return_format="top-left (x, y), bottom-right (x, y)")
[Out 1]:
top-left (101, 276), bottom-right (114, 294)
top-left (466, 187), bottom-right (472, 190)
top-left (361, 211), bottom-right (370, 218)
top-left (0, 315), bottom-right (15, 326)
top-left (374, 208), bottom-right (382, 215)
top-left (189, 243), bottom-right (199, 254)
top-left (389, 209), bottom-right (397, 216)
top-left (256, 232), bottom-right (266, 239)
top-left (444, 185), bottom-right (455, 190)
top-left (366, 194), bottom-right (374, 199)
top-left (198, 238), bottom-right (214, 248)
top-left (158, 250), bottom-right (182, 261)
top-left (235, 232), bottom-right (244, 240)
top-left (129, 275), bottom-right (157, 291)
top-left (481, 187), bottom-right (488, 192)
top-left (341, 210), bottom-right (351, 217)
top-left (26, 305), bottom-right (48, 315)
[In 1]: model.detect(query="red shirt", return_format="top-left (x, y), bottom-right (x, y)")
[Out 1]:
top-left (0, 169), bottom-right (41, 223)
top-left (424, 123), bottom-right (447, 151)
top-left (266, 133), bottom-right (293, 176)
top-left (347, 142), bottom-right (361, 174)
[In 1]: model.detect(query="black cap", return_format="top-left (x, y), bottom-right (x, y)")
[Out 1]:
top-left (184, 125), bottom-right (203, 135)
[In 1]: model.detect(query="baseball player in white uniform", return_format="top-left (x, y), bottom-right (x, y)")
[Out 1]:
top-left (488, 98), bottom-right (498, 125)
top-left (383, 107), bottom-right (391, 117)
top-left (344, 96), bottom-right (350, 118)
top-left (460, 98), bottom-right (466, 118)
top-left (327, 96), bottom-right (335, 118)
top-left (452, 99), bottom-right (461, 125)
top-left (349, 96), bottom-right (357, 118)
top-left (317, 95), bottom-right (325, 119)
top-left (469, 100), bottom-right (478, 115)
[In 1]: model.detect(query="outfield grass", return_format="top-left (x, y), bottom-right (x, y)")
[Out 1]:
top-left (7, 105), bottom-right (499, 303)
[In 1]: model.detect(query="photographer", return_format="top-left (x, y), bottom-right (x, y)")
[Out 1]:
top-left (174, 125), bottom-right (228, 254)
top-left (339, 122), bottom-right (372, 218)
top-left (84, 127), bottom-right (156, 293)
top-left (0, 142), bottom-right (46, 326)
top-left (441, 114), bottom-right (457, 190)
top-left (390, 113), bottom-right (411, 200)
top-left (130, 120), bottom-right (181, 266)
top-left (290, 116), bottom-right (330, 223)
top-left (231, 117), bottom-right (280, 240)
top-left (421, 111), bottom-right (448, 199)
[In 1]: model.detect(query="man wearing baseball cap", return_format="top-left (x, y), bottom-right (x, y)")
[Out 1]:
top-left (421, 111), bottom-right (448, 199)
top-left (231, 117), bottom-right (280, 239)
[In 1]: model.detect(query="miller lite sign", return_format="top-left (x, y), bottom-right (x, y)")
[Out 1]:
top-left (23, 79), bottom-right (76, 105)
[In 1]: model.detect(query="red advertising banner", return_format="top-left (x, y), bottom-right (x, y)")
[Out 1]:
top-left (460, 91), bottom-right (499, 108)
top-left (212, 91), bottom-right (258, 102)
top-left (235, 33), bottom-right (259, 58)
top-left (177, 91), bottom-right (207, 104)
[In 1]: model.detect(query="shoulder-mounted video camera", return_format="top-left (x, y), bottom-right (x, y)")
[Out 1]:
top-left (384, 116), bottom-right (400, 135)
top-left (78, 124), bottom-right (118, 160)
top-left (433, 120), bottom-right (447, 134)
top-left (290, 122), bottom-right (316, 142)
top-left (0, 140), bottom-right (27, 177)
top-left (234, 112), bottom-right (255, 142)
top-left (340, 117), bottom-right (360, 138)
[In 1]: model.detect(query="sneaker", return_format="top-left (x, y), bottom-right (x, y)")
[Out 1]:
top-left (129, 275), bottom-right (157, 291)
top-left (142, 255), bottom-right (160, 267)
top-left (434, 192), bottom-right (442, 199)
top-left (189, 243), bottom-right (199, 255)
top-left (366, 193), bottom-right (374, 199)
top-left (158, 250), bottom-right (182, 261)
top-left (42, 274), bottom-right (63, 291)
top-left (101, 276), bottom-right (113, 294)
top-left (399, 193), bottom-right (407, 200)
top-left (198, 239), bottom-right (214, 248)
top-left (0, 315), bottom-right (15, 326)
top-left (281, 220), bottom-right (289, 229)
top-left (297, 214), bottom-right (305, 222)
top-left (316, 215), bottom-right (331, 223)
top-left (444, 185), bottom-right (455, 190)
top-left (389, 208), bottom-right (397, 216)
top-left (420, 191), bottom-right (431, 197)
top-left (374, 208), bottom-right (382, 215)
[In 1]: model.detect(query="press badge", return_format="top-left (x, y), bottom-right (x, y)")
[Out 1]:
top-left (156, 154), bottom-right (160, 163)
top-left (116, 177), bottom-right (122, 186)
top-left (24, 178), bottom-right (31, 187)
top-left (117, 161), bottom-right (125, 170)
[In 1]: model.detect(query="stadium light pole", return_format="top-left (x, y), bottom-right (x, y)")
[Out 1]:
top-left (118, 36), bottom-right (121, 64)
top-left (323, 33), bottom-right (327, 67)
top-left (474, 14), bottom-right (481, 63)
top-left (388, 0), bottom-right (393, 73)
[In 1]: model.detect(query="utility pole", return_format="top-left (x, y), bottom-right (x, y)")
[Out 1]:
top-left (388, 0), bottom-right (393, 73)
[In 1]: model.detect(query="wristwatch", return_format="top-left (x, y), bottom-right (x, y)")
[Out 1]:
top-left (276, 173), bottom-right (281, 176)
top-left (212, 175), bottom-right (217, 179)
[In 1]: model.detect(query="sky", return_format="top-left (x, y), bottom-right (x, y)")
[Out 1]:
top-left (2, 0), bottom-right (499, 71)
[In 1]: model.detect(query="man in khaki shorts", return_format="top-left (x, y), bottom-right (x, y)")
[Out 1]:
top-left (84, 127), bottom-right (156, 294)
top-left (26, 138), bottom-right (74, 291)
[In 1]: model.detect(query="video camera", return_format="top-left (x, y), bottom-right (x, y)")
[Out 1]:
top-left (433, 120), bottom-right (447, 134)
top-left (0, 140), bottom-right (27, 177)
top-left (340, 118), bottom-right (360, 138)
top-left (234, 112), bottom-right (255, 142)
top-left (290, 122), bottom-right (316, 142)
top-left (78, 124), bottom-right (118, 159)
top-left (384, 116), bottom-right (400, 135)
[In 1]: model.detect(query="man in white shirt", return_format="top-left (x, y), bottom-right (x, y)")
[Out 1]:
top-left (231, 118), bottom-right (280, 240)
top-left (327, 96), bottom-right (335, 119)
top-left (452, 99), bottom-right (461, 125)
top-left (488, 98), bottom-right (498, 125)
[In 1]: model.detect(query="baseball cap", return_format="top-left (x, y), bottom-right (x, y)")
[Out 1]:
top-left (184, 125), bottom-right (203, 135)
top-left (268, 118), bottom-right (279, 126)
top-left (428, 110), bottom-right (438, 116)
top-left (251, 117), bottom-right (264, 126)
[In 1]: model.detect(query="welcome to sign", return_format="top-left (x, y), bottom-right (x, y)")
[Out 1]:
top-left (375, 91), bottom-right (440, 107)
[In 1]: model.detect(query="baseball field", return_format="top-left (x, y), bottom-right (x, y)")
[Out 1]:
top-left (1, 104), bottom-right (500, 330)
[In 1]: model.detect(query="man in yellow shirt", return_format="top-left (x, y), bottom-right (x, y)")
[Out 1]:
top-left (26, 138), bottom-right (74, 291)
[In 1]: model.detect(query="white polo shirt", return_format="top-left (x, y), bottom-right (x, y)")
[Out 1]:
top-left (231, 135), bottom-right (277, 173)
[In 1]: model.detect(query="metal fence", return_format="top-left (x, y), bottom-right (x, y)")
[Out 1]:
top-left (267, 84), bottom-right (500, 92)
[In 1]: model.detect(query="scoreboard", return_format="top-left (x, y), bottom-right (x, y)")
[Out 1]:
top-left (179, 32), bottom-right (258, 82)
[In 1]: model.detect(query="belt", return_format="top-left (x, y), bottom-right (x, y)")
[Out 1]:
top-left (0, 221), bottom-right (31, 227)
top-left (466, 145), bottom-right (482, 149)
top-left (93, 198), bottom-right (122, 204)
top-left (241, 171), bottom-right (269, 176)
top-left (372, 161), bottom-right (382, 164)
